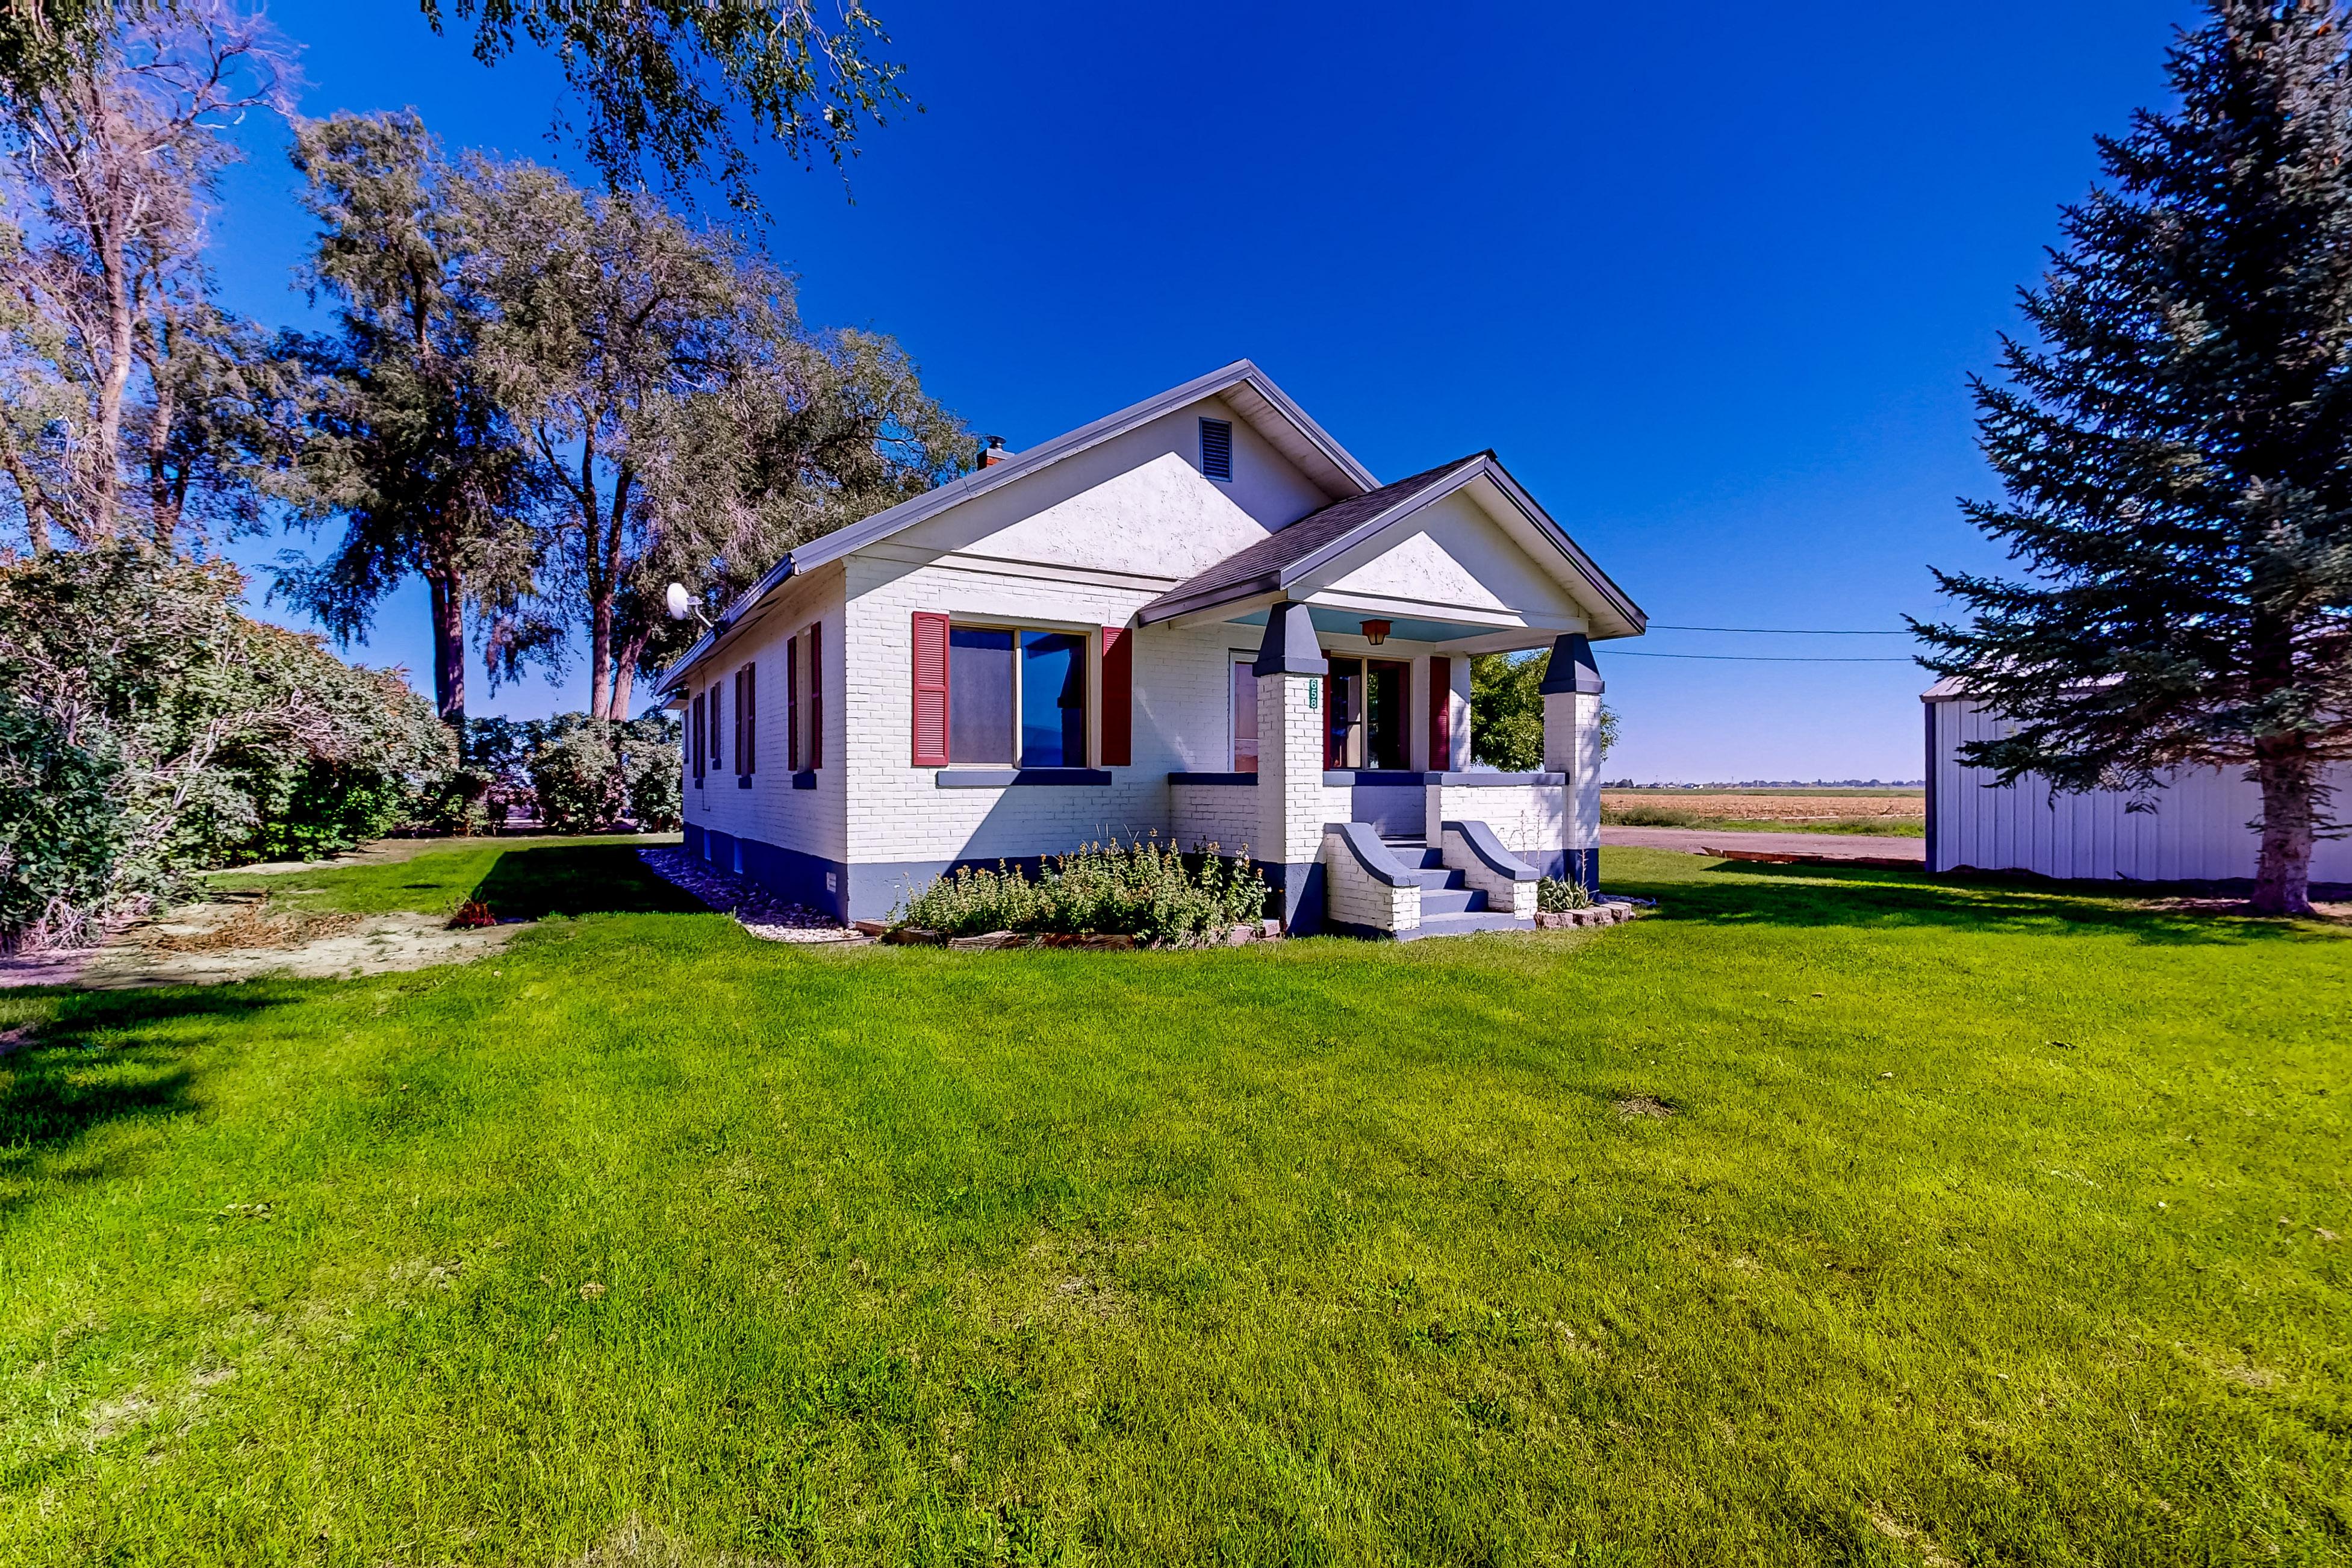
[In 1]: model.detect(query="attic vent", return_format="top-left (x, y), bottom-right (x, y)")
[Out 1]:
top-left (1199, 418), bottom-right (1233, 482)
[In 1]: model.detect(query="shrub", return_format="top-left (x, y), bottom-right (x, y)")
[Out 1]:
top-left (523, 714), bottom-right (682, 833)
top-left (530, 726), bottom-right (631, 832)
top-left (894, 836), bottom-right (1269, 947)
top-left (1537, 875), bottom-right (1595, 912)
top-left (0, 696), bottom-right (134, 951)
top-left (0, 549), bottom-right (458, 950)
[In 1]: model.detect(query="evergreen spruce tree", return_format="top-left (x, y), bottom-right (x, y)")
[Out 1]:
top-left (1918, 0), bottom-right (2352, 915)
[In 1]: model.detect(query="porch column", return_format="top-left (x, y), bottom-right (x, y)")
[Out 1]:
top-left (1255, 600), bottom-right (1330, 932)
top-left (1540, 633), bottom-right (1604, 891)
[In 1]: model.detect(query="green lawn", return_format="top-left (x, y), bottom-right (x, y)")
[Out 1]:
top-left (207, 833), bottom-right (697, 921)
top-left (2, 845), bottom-right (2345, 1565)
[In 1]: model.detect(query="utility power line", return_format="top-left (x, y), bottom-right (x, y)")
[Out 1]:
top-left (1611, 651), bottom-right (1917, 664)
top-left (1647, 624), bottom-right (1914, 635)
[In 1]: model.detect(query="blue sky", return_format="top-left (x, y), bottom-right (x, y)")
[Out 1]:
top-left (208, 0), bottom-right (2203, 782)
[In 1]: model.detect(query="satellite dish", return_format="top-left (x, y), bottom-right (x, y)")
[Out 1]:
top-left (664, 582), bottom-right (693, 621)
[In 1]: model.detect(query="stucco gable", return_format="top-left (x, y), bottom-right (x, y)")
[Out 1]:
top-left (1308, 488), bottom-right (1586, 621)
top-left (888, 397), bottom-right (1333, 578)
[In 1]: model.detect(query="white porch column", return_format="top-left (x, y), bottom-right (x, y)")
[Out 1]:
top-left (1540, 633), bottom-right (1604, 890)
top-left (1254, 601), bottom-right (1331, 932)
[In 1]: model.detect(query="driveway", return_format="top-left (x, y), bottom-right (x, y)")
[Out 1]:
top-left (1602, 826), bottom-right (1924, 862)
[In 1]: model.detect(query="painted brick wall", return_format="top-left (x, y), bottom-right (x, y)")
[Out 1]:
top-left (1171, 783), bottom-right (1257, 856)
top-left (841, 553), bottom-right (1247, 865)
top-left (1543, 691), bottom-right (1605, 852)
top-left (1426, 782), bottom-right (1567, 861)
top-left (1322, 830), bottom-right (1419, 932)
top-left (1258, 671), bottom-right (1352, 865)
top-left (679, 567), bottom-right (848, 866)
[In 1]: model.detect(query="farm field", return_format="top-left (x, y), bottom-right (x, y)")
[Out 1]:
top-left (1602, 789), bottom-right (1926, 838)
top-left (0, 842), bottom-right (2342, 1565)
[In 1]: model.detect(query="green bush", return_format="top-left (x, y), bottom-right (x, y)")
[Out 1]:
top-left (0, 548), bottom-right (458, 950)
top-left (894, 836), bottom-right (1269, 947)
top-left (523, 715), bottom-right (682, 833)
top-left (0, 696), bottom-right (134, 950)
top-left (1537, 875), bottom-right (1595, 912)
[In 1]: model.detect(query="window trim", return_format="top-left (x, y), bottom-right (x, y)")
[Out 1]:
top-left (941, 619), bottom-right (1093, 770)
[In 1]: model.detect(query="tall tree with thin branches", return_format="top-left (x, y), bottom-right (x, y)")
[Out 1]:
top-left (0, 0), bottom-right (293, 552)
top-left (275, 111), bottom-right (541, 727)
top-left (1917, 0), bottom-right (2352, 916)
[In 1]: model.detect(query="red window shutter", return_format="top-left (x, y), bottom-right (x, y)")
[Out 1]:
top-left (808, 621), bottom-right (823, 769)
top-left (1428, 656), bottom-right (1452, 770)
top-left (786, 639), bottom-right (800, 772)
top-left (911, 611), bottom-right (950, 767)
top-left (1100, 626), bottom-right (1133, 767)
top-left (745, 662), bottom-right (757, 774)
top-left (691, 691), bottom-right (705, 785)
top-left (732, 671), bottom-right (742, 776)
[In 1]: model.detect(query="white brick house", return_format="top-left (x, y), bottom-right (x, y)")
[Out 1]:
top-left (656, 362), bottom-right (1646, 937)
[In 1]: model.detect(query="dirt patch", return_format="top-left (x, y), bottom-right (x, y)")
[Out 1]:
top-left (59, 906), bottom-right (520, 990)
top-left (150, 895), bottom-right (359, 953)
top-left (1616, 1095), bottom-right (1676, 1119)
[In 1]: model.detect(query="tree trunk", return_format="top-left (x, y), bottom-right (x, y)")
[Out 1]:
top-left (2251, 738), bottom-right (2317, 917)
top-left (588, 592), bottom-right (614, 721)
top-left (609, 628), bottom-right (649, 720)
top-left (427, 568), bottom-right (467, 727)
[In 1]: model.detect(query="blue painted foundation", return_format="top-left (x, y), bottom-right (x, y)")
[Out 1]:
top-left (678, 825), bottom-right (1590, 936)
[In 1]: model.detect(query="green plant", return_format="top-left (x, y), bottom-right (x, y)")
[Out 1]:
top-left (893, 835), bottom-right (1269, 946)
top-left (1470, 650), bottom-right (1617, 772)
top-left (0, 549), bottom-right (456, 949)
top-left (1536, 874), bottom-right (1595, 912)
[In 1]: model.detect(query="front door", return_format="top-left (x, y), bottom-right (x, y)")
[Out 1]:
top-left (1324, 657), bottom-right (1411, 770)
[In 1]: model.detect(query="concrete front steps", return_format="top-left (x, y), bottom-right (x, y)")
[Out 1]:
top-left (1381, 839), bottom-right (1533, 939)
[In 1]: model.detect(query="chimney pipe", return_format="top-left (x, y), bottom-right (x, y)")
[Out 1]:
top-left (979, 435), bottom-right (1011, 468)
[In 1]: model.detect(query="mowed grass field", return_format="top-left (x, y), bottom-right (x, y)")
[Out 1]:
top-left (1, 844), bottom-right (2345, 1564)
top-left (1603, 789), bottom-right (1927, 838)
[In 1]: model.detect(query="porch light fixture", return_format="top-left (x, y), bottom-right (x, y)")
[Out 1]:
top-left (1361, 618), bottom-right (1391, 646)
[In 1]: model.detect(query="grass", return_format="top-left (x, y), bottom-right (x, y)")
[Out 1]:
top-left (207, 835), bottom-right (702, 922)
top-left (2, 844), bottom-right (2347, 1564)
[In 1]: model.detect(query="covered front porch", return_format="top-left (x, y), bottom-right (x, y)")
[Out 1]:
top-left (1134, 451), bottom-right (1637, 937)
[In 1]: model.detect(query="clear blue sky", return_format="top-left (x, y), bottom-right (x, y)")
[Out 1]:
top-left (209, 0), bottom-right (2203, 783)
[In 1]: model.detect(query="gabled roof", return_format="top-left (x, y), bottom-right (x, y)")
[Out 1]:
top-left (656, 360), bottom-right (1375, 692)
top-left (1134, 450), bottom-right (1647, 638)
top-left (1133, 455), bottom-right (1486, 624)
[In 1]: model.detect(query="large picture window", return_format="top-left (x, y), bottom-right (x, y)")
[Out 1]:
top-left (948, 624), bottom-right (1088, 767)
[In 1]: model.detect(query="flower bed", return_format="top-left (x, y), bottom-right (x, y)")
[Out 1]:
top-left (890, 836), bottom-right (1270, 948)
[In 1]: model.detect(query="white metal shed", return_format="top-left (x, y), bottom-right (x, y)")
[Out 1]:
top-left (1922, 679), bottom-right (2352, 883)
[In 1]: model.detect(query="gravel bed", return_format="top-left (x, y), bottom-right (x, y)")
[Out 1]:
top-left (636, 848), bottom-right (863, 944)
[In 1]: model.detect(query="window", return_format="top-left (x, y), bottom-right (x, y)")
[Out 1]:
top-left (947, 624), bottom-right (1088, 767)
top-left (1199, 417), bottom-right (1233, 482)
top-left (786, 626), bottom-right (824, 771)
top-left (733, 662), bottom-right (756, 777)
top-left (1230, 659), bottom-right (1258, 773)
top-left (786, 636), bottom-right (800, 771)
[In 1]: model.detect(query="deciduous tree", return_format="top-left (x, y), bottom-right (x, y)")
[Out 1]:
top-left (275, 110), bottom-right (542, 726)
top-left (0, 0), bottom-right (293, 552)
